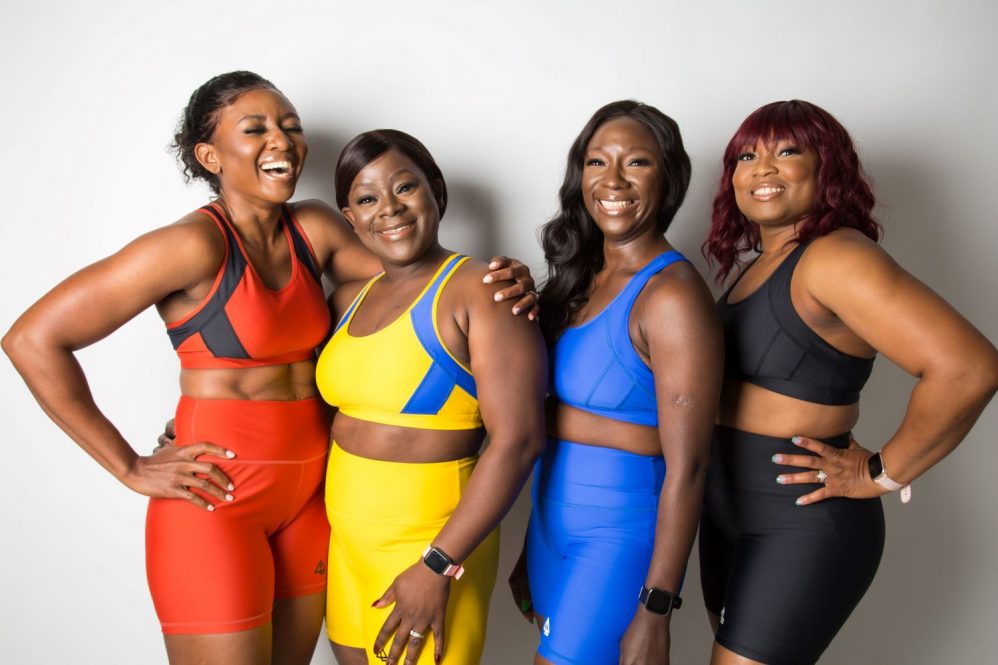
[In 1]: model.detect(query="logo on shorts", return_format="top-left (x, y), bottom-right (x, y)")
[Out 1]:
top-left (543, 617), bottom-right (550, 637)
top-left (314, 560), bottom-right (326, 575)
top-left (719, 607), bottom-right (725, 625)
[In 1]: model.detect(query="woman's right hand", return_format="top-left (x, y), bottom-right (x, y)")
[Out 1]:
top-left (508, 547), bottom-right (535, 623)
top-left (122, 441), bottom-right (235, 511)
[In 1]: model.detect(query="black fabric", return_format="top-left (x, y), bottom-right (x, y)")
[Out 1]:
top-left (718, 242), bottom-right (875, 405)
top-left (284, 206), bottom-right (322, 283)
top-left (699, 426), bottom-right (885, 665)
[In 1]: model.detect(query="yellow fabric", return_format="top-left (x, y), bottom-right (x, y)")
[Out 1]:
top-left (324, 443), bottom-right (500, 664)
top-left (315, 254), bottom-right (482, 430)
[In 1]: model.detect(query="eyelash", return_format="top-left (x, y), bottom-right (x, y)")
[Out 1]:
top-left (243, 125), bottom-right (304, 135)
top-left (585, 158), bottom-right (650, 167)
top-left (738, 146), bottom-right (802, 161)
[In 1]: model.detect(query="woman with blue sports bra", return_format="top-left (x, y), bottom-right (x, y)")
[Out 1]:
top-left (508, 100), bottom-right (723, 665)
top-left (315, 130), bottom-right (547, 665)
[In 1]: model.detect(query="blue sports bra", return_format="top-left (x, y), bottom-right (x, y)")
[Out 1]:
top-left (550, 251), bottom-right (688, 427)
top-left (719, 241), bottom-right (875, 405)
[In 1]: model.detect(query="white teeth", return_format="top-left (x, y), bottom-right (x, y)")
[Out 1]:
top-left (261, 161), bottom-right (292, 171)
top-left (753, 186), bottom-right (784, 196)
top-left (378, 222), bottom-right (414, 235)
top-left (600, 199), bottom-right (636, 209)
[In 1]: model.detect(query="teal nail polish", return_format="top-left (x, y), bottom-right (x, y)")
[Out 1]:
top-left (796, 497), bottom-right (805, 506)
top-left (791, 436), bottom-right (802, 445)
top-left (776, 476), bottom-right (785, 484)
top-left (772, 454), bottom-right (782, 463)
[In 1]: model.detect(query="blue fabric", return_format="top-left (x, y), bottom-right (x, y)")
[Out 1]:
top-left (550, 250), bottom-right (687, 426)
top-left (526, 438), bottom-right (665, 665)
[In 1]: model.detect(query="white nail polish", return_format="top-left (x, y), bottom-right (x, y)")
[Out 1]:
top-left (207, 504), bottom-right (215, 512)
top-left (225, 494), bottom-right (234, 501)
top-left (226, 450), bottom-right (236, 458)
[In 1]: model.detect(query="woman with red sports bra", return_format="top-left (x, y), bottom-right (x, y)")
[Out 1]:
top-left (2, 71), bottom-right (536, 665)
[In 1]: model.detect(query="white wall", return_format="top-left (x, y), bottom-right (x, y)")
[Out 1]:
top-left (1, 1), bottom-right (995, 663)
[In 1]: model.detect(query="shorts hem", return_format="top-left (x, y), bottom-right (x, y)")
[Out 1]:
top-left (716, 634), bottom-right (815, 665)
top-left (275, 580), bottom-right (327, 599)
top-left (160, 610), bottom-right (270, 635)
top-left (326, 628), bottom-right (365, 648)
top-left (538, 642), bottom-right (586, 665)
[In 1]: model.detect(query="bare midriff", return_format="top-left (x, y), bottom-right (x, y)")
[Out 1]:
top-left (179, 360), bottom-right (321, 402)
top-left (717, 378), bottom-right (859, 439)
top-left (331, 413), bottom-right (485, 464)
top-left (546, 397), bottom-right (662, 456)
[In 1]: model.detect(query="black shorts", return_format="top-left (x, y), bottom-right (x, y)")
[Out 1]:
top-left (699, 426), bottom-right (885, 665)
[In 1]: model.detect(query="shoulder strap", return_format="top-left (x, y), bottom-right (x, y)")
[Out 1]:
top-left (332, 273), bottom-right (382, 335)
top-left (282, 205), bottom-right (323, 283)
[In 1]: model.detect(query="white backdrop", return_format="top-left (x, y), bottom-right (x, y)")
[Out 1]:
top-left (1, 1), bottom-right (995, 663)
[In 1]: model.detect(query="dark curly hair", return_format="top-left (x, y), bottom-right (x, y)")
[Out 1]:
top-left (334, 129), bottom-right (447, 217)
top-left (704, 99), bottom-right (881, 283)
top-left (538, 100), bottom-right (691, 343)
top-left (171, 71), bottom-right (278, 194)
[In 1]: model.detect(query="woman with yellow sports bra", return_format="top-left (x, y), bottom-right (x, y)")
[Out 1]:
top-left (316, 129), bottom-right (547, 665)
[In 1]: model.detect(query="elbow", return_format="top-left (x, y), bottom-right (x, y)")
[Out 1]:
top-left (2, 323), bottom-right (49, 374)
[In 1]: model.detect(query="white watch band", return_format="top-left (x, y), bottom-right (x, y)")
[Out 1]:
top-left (873, 457), bottom-right (912, 504)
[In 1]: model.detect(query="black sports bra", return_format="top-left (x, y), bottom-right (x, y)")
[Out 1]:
top-left (718, 242), bottom-right (875, 405)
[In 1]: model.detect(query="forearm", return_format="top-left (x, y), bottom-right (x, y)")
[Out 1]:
top-left (4, 334), bottom-right (137, 480)
top-left (880, 364), bottom-right (997, 484)
top-left (430, 434), bottom-right (544, 563)
top-left (642, 458), bottom-right (708, 594)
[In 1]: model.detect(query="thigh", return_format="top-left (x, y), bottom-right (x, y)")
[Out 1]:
top-left (717, 496), bottom-right (885, 665)
top-left (164, 626), bottom-right (271, 665)
top-left (272, 472), bottom-right (330, 600)
top-left (147, 497), bottom-right (275, 635)
top-left (698, 486), bottom-right (734, 617)
top-left (535, 506), bottom-right (656, 665)
top-left (272, 592), bottom-right (325, 665)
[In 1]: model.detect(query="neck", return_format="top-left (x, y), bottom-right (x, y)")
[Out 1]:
top-left (756, 223), bottom-right (799, 257)
top-left (380, 244), bottom-right (450, 283)
top-left (601, 230), bottom-right (672, 272)
top-left (216, 191), bottom-right (284, 242)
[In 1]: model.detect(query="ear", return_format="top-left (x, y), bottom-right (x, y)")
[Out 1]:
top-left (432, 178), bottom-right (446, 211)
top-left (194, 142), bottom-right (221, 175)
top-left (341, 207), bottom-right (356, 231)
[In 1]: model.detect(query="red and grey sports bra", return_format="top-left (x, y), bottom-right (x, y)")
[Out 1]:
top-left (166, 203), bottom-right (331, 369)
top-left (719, 241), bottom-right (875, 405)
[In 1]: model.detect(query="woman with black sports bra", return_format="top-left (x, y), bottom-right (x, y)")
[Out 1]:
top-left (700, 99), bottom-right (998, 665)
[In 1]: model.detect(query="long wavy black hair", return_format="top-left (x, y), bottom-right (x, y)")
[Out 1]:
top-left (538, 100), bottom-right (691, 343)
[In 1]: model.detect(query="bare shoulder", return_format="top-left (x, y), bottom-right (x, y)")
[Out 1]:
top-left (449, 256), bottom-right (507, 307)
top-left (802, 228), bottom-right (897, 279)
top-left (116, 209), bottom-right (224, 282)
top-left (289, 199), bottom-right (352, 235)
top-left (639, 259), bottom-right (716, 322)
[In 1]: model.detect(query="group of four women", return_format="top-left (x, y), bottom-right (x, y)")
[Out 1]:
top-left (4, 71), bottom-right (996, 665)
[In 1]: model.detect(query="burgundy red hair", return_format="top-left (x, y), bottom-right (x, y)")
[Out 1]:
top-left (703, 100), bottom-right (881, 282)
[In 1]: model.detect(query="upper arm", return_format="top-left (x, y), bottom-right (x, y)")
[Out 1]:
top-left (640, 265), bottom-right (724, 460)
top-left (291, 199), bottom-right (382, 283)
top-left (804, 232), bottom-right (996, 379)
top-left (6, 219), bottom-right (221, 352)
top-left (460, 265), bottom-right (548, 445)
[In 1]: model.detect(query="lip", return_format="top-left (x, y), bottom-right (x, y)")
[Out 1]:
top-left (375, 220), bottom-right (417, 240)
top-left (595, 198), bottom-right (638, 214)
top-left (750, 183), bottom-right (785, 201)
top-left (259, 158), bottom-right (297, 182)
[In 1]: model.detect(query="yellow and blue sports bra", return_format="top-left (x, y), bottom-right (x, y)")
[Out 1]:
top-left (315, 253), bottom-right (481, 430)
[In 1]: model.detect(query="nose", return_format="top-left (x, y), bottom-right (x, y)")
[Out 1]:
top-left (604, 161), bottom-right (627, 190)
top-left (752, 152), bottom-right (777, 177)
top-left (380, 193), bottom-right (404, 217)
top-left (266, 126), bottom-right (293, 151)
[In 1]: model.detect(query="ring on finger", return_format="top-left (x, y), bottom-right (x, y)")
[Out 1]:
top-left (816, 469), bottom-right (828, 483)
top-left (409, 629), bottom-right (425, 639)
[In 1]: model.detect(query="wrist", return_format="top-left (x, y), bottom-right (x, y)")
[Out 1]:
top-left (638, 585), bottom-right (681, 617)
top-left (421, 544), bottom-right (465, 579)
top-left (867, 451), bottom-right (912, 503)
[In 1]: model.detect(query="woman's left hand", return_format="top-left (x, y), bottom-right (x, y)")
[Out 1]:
top-left (619, 609), bottom-right (670, 665)
top-left (773, 436), bottom-right (885, 505)
top-left (372, 562), bottom-right (450, 665)
top-left (484, 256), bottom-right (539, 320)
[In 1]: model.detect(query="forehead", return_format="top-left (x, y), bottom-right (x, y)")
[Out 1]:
top-left (218, 88), bottom-right (297, 121)
top-left (353, 149), bottom-right (426, 187)
top-left (588, 116), bottom-right (658, 152)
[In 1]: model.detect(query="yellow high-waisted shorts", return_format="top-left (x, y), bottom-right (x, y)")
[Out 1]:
top-left (325, 443), bottom-right (500, 664)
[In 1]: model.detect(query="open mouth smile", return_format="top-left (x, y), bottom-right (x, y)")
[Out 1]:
top-left (598, 199), bottom-right (638, 211)
top-left (751, 185), bottom-right (785, 201)
top-left (260, 160), bottom-right (295, 179)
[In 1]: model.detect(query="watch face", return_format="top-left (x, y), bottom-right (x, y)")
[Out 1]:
top-left (867, 453), bottom-right (885, 480)
top-left (423, 548), bottom-right (451, 574)
top-left (643, 587), bottom-right (674, 615)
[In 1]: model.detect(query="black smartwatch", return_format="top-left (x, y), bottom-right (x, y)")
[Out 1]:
top-left (421, 545), bottom-right (465, 579)
top-left (638, 585), bottom-right (682, 616)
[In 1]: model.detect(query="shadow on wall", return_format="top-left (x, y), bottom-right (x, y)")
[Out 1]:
top-left (439, 179), bottom-right (501, 261)
top-left (296, 128), bottom-right (351, 204)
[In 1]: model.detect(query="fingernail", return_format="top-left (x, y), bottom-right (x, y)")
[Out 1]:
top-left (796, 497), bottom-right (806, 506)
top-left (772, 454), bottom-right (782, 463)
top-left (776, 475), bottom-right (786, 484)
top-left (207, 504), bottom-right (215, 512)
top-left (489, 261), bottom-right (499, 269)
top-left (494, 293), bottom-right (504, 302)
top-left (226, 450), bottom-right (236, 458)
top-left (225, 494), bottom-right (234, 501)
top-left (791, 436), bottom-right (802, 445)
top-left (227, 483), bottom-right (235, 491)
top-left (483, 275), bottom-right (493, 283)
top-left (512, 307), bottom-right (521, 315)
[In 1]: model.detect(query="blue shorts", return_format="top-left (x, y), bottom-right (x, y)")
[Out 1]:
top-left (526, 438), bottom-right (665, 665)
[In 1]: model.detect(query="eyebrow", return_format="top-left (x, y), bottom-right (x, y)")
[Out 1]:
top-left (353, 168), bottom-right (418, 188)
top-left (238, 113), bottom-right (301, 123)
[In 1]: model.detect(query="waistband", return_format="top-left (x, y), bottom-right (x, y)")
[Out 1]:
top-left (532, 438), bottom-right (665, 510)
top-left (325, 442), bottom-right (477, 523)
top-left (709, 425), bottom-right (850, 495)
top-left (174, 395), bottom-right (330, 461)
